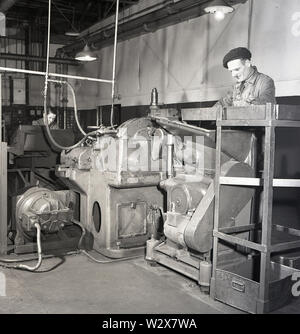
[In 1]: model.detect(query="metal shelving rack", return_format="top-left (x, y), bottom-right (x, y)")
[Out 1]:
top-left (0, 74), bottom-right (7, 255)
top-left (209, 103), bottom-right (300, 314)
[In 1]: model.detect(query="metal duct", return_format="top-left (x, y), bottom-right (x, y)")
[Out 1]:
top-left (61, 0), bottom-right (247, 56)
top-left (0, 0), bottom-right (19, 13)
top-left (0, 52), bottom-right (79, 66)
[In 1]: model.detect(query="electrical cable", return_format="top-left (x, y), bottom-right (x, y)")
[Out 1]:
top-left (42, 0), bottom-right (94, 151)
top-left (0, 220), bottom-right (81, 271)
top-left (80, 250), bottom-right (141, 264)
top-left (0, 251), bottom-right (79, 264)
top-left (14, 223), bottom-right (43, 271)
top-left (42, 0), bottom-right (121, 149)
top-left (0, 224), bottom-right (43, 271)
top-left (48, 79), bottom-right (86, 136)
top-left (71, 219), bottom-right (86, 249)
top-left (71, 219), bottom-right (141, 264)
top-left (0, 217), bottom-right (139, 270)
top-left (0, 0), bottom-right (135, 270)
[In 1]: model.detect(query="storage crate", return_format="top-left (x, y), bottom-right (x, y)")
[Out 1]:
top-left (215, 257), bottom-right (299, 313)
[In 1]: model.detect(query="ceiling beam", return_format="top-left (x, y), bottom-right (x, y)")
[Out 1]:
top-left (61, 0), bottom-right (248, 56)
top-left (0, 52), bottom-right (79, 66)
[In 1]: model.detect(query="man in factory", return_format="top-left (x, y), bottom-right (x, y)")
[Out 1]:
top-left (33, 109), bottom-right (58, 129)
top-left (216, 47), bottom-right (276, 107)
top-left (215, 47), bottom-right (275, 224)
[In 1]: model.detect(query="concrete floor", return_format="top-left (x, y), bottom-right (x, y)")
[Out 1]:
top-left (0, 250), bottom-right (299, 314)
top-left (0, 204), bottom-right (299, 314)
top-left (0, 252), bottom-right (244, 314)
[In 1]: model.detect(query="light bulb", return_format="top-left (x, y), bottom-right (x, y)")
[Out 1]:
top-left (214, 10), bottom-right (225, 21)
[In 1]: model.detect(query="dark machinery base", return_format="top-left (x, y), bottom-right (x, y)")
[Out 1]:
top-left (13, 225), bottom-right (81, 255)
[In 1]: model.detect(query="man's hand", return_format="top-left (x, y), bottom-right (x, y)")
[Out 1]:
top-left (234, 100), bottom-right (252, 107)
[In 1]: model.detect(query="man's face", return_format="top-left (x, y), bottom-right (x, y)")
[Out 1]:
top-left (47, 113), bottom-right (56, 125)
top-left (227, 58), bottom-right (251, 83)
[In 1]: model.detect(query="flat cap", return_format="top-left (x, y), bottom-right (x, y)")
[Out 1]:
top-left (223, 47), bottom-right (252, 68)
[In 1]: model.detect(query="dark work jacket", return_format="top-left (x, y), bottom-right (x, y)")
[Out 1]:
top-left (217, 66), bottom-right (276, 107)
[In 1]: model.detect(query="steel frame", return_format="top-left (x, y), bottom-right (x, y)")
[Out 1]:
top-left (0, 74), bottom-right (7, 254)
top-left (210, 103), bottom-right (300, 313)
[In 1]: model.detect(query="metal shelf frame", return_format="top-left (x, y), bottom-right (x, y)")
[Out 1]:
top-left (0, 74), bottom-right (7, 255)
top-left (210, 103), bottom-right (300, 313)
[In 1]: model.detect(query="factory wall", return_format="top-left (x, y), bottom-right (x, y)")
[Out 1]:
top-left (72, 0), bottom-right (300, 109)
top-left (0, 39), bottom-right (61, 108)
top-left (29, 44), bottom-right (63, 107)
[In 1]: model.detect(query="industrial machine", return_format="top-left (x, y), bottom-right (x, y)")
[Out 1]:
top-left (3, 89), bottom-right (257, 267)
top-left (145, 89), bottom-right (257, 292)
top-left (2, 88), bottom-right (300, 313)
top-left (2, 99), bottom-right (167, 260)
top-left (4, 119), bottom-right (165, 259)
top-left (56, 118), bottom-right (165, 258)
top-left (14, 186), bottom-right (74, 252)
top-left (3, 125), bottom-right (79, 255)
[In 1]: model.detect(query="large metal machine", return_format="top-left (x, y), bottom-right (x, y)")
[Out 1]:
top-left (56, 118), bottom-right (165, 258)
top-left (144, 91), bottom-right (257, 291)
top-left (2, 88), bottom-right (300, 313)
top-left (4, 89), bottom-right (257, 268)
top-left (5, 125), bottom-right (79, 255)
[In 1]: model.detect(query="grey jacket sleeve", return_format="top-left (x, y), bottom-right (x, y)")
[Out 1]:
top-left (251, 76), bottom-right (276, 105)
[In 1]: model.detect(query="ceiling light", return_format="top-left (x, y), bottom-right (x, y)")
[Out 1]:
top-left (75, 44), bottom-right (98, 62)
top-left (204, 0), bottom-right (234, 21)
top-left (65, 8), bottom-right (79, 37)
top-left (65, 30), bottom-right (80, 37)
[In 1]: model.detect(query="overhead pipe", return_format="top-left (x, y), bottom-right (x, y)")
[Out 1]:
top-left (0, 66), bottom-right (113, 84)
top-left (61, 0), bottom-right (206, 54)
top-left (0, 52), bottom-right (79, 66)
top-left (88, 1), bottom-right (206, 50)
top-left (61, 0), bottom-right (247, 56)
top-left (92, 0), bottom-right (246, 50)
top-left (61, 0), bottom-right (175, 54)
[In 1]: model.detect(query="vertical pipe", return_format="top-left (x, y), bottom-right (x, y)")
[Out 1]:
top-left (62, 64), bottom-right (68, 129)
top-left (99, 106), bottom-right (103, 126)
top-left (167, 134), bottom-right (174, 179)
top-left (247, 0), bottom-right (254, 50)
top-left (55, 62), bottom-right (61, 127)
top-left (0, 73), bottom-right (8, 255)
top-left (0, 74), bottom-right (2, 141)
top-left (25, 24), bottom-right (30, 105)
top-left (210, 105), bottom-right (223, 300)
top-left (96, 106), bottom-right (100, 126)
top-left (110, 0), bottom-right (120, 127)
top-left (43, 0), bottom-right (51, 111)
